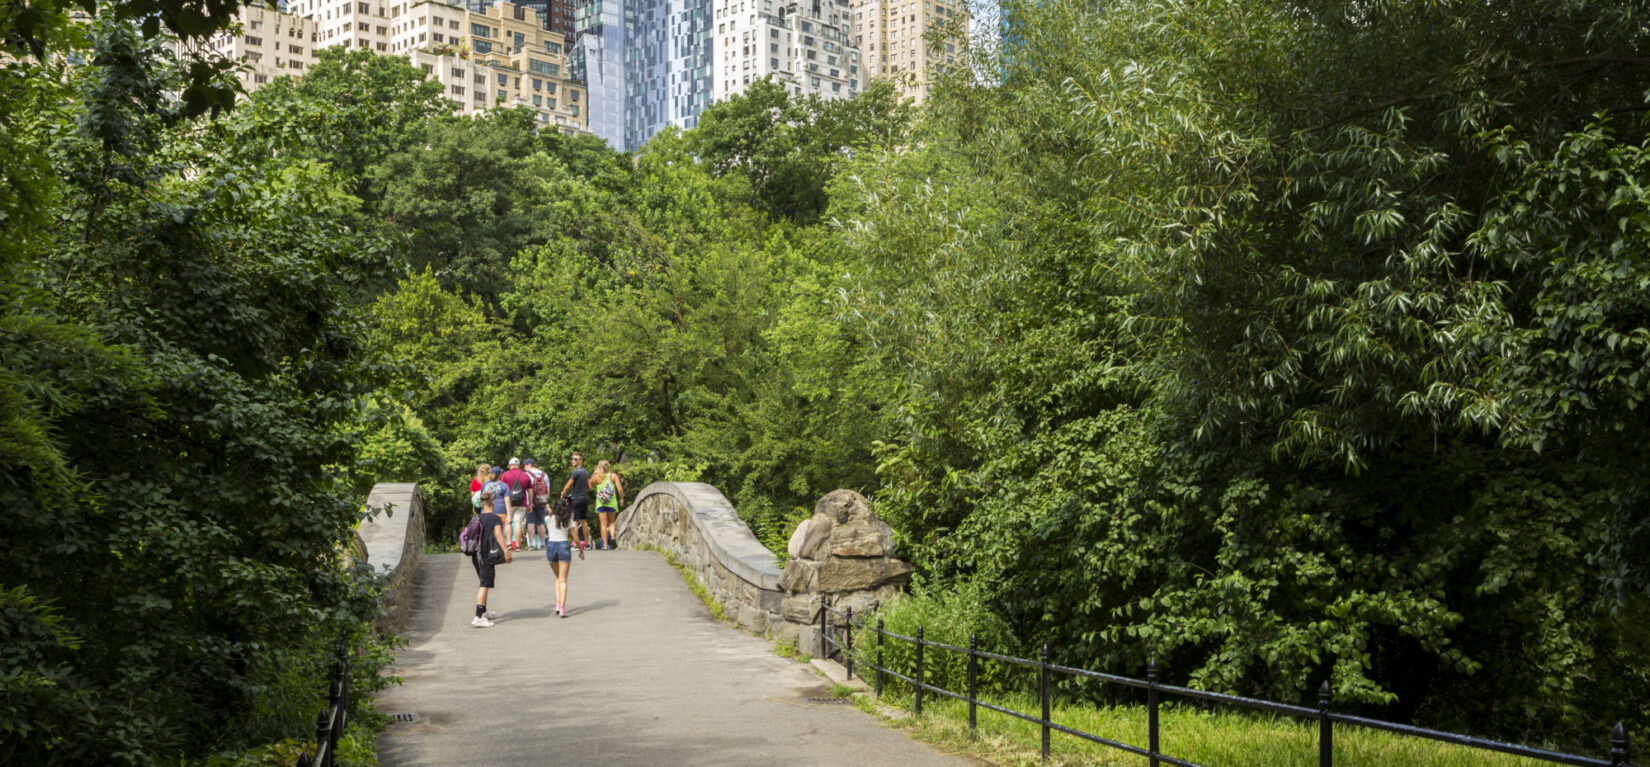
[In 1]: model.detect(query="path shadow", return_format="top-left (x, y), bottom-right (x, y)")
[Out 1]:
top-left (498, 606), bottom-right (555, 621)
top-left (568, 598), bottom-right (618, 616)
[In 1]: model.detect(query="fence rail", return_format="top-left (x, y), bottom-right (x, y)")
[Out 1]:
top-left (295, 636), bottom-right (351, 767)
top-left (816, 603), bottom-right (1636, 767)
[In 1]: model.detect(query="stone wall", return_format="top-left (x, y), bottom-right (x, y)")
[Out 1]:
top-left (616, 482), bottom-right (912, 656)
top-left (615, 482), bottom-right (785, 634)
top-left (359, 483), bottom-right (427, 633)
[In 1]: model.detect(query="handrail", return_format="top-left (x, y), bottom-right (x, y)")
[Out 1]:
top-left (294, 636), bottom-right (351, 767)
top-left (827, 613), bottom-right (1637, 767)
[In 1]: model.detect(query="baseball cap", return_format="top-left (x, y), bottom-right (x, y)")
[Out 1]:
top-left (508, 457), bottom-right (521, 466)
top-left (524, 458), bottom-right (537, 466)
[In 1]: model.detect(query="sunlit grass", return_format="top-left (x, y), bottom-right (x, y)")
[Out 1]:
top-left (857, 690), bottom-right (1557, 767)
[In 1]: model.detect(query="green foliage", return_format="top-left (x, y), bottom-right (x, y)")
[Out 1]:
top-left (855, 582), bottom-right (1026, 701)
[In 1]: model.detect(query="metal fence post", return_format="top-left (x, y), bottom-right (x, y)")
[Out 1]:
top-left (1612, 721), bottom-right (1629, 767)
top-left (915, 625), bottom-right (925, 715)
top-left (876, 617), bottom-right (884, 698)
top-left (1041, 643), bottom-right (1052, 759)
top-left (845, 607), bottom-right (855, 680)
top-left (968, 633), bottom-right (979, 734)
top-left (1319, 681), bottom-right (1333, 767)
top-left (314, 708), bottom-right (331, 767)
top-left (819, 601), bottom-right (829, 661)
top-left (1148, 660), bottom-right (1160, 767)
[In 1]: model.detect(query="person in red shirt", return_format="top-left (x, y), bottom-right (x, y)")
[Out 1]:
top-left (469, 463), bottom-right (491, 512)
top-left (499, 458), bottom-right (535, 552)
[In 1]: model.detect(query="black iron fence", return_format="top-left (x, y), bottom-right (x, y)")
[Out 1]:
top-left (817, 604), bottom-right (1636, 767)
top-left (295, 637), bottom-right (351, 767)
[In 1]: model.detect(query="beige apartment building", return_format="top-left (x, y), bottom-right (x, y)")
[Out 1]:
top-left (198, 0), bottom-right (585, 133)
top-left (852, 0), bottom-right (962, 104)
top-left (190, 2), bottom-right (319, 90)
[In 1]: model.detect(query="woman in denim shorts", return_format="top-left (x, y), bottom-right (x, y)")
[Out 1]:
top-left (544, 495), bottom-right (583, 617)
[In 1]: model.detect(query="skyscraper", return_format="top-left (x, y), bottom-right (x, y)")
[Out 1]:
top-left (573, 0), bottom-right (710, 151)
top-left (712, 0), bottom-right (861, 102)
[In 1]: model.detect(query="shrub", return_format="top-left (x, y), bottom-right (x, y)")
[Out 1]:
top-left (855, 581), bottom-right (1027, 700)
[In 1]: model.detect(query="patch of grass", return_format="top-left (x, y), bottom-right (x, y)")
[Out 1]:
top-left (829, 683), bottom-right (856, 698)
top-left (798, 653), bottom-right (812, 663)
top-left (774, 635), bottom-right (802, 660)
top-left (856, 691), bottom-right (1558, 767)
top-left (638, 543), bottom-right (729, 622)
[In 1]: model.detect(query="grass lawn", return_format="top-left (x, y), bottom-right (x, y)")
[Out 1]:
top-left (855, 690), bottom-right (1568, 767)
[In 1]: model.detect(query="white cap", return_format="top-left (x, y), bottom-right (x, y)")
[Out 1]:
top-left (508, 457), bottom-right (521, 466)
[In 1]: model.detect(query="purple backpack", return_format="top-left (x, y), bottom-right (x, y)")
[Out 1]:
top-left (459, 514), bottom-right (484, 555)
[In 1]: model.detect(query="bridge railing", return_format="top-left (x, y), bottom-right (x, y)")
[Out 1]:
top-left (820, 603), bottom-right (1636, 767)
top-left (295, 635), bottom-right (350, 767)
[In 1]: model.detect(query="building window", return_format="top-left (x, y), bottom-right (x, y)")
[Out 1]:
top-left (474, 74), bottom-right (485, 84)
top-left (244, 35), bottom-right (263, 45)
top-left (532, 78), bottom-right (541, 90)
top-left (570, 105), bottom-right (578, 116)
top-left (376, 41), bottom-right (386, 50)
top-left (357, 1), bottom-right (368, 12)
top-left (357, 21), bottom-right (368, 30)
top-left (770, 42), bottom-right (777, 52)
top-left (449, 19), bottom-right (459, 28)
top-left (474, 39), bottom-right (492, 52)
top-left (433, 32), bottom-right (443, 41)
top-left (545, 41), bottom-right (561, 54)
top-left (498, 73), bottom-right (508, 85)
top-left (770, 57), bottom-right (778, 68)
top-left (452, 85), bottom-right (465, 95)
top-left (254, 73), bottom-right (268, 83)
top-left (499, 89), bottom-right (508, 100)
top-left (471, 22), bottom-right (490, 37)
top-left (568, 89), bottom-right (578, 101)
top-left (422, 63), bottom-right (433, 73)
top-left (513, 31), bottom-right (524, 48)
top-left (528, 59), bottom-right (559, 76)
top-left (533, 95), bottom-right (542, 106)
top-left (291, 60), bottom-right (305, 69)
top-left (547, 82), bottom-right (556, 93)
top-left (452, 67), bottom-right (465, 77)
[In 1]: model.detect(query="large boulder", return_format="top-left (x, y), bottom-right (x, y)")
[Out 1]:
top-left (828, 522), bottom-right (890, 558)
top-left (818, 557), bottom-right (913, 593)
top-left (798, 513), bottom-right (834, 561)
top-left (779, 559), bottom-right (823, 593)
top-left (815, 489), bottom-right (875, 526)
top-left (787, 518), bottom-right (812, 560)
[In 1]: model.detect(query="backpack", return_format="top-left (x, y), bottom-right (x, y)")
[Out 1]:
top-left (596, 478), bottom-right (616, 505)
top-left (531, 471), bottom-right (550, 503)
top-left (459, 514), bottom-right (484, 555)
top-left (507, 475), bottom-right (527, 506)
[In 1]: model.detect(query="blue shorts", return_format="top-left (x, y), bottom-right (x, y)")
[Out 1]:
top-left (544, 540), bottom-right (573, 564)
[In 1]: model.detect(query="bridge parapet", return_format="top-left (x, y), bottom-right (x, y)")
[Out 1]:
top-left (617, 482), bottom-right (911, 654)
top-left (358, 483), bottom-right (427, 632)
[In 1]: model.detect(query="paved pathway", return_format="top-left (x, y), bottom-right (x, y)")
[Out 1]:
top-left (377, 549), bottom-right (978, 767)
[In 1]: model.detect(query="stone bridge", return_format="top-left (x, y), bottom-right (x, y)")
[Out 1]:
top-left (363, 481), bottom-right (961, 767)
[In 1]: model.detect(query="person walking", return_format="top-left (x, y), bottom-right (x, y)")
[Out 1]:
top-left (470, 491), bottom-right (513, 627)
top-left (544, 494), bottom-right (583, 617)
top-left (590, 459), bottom-right (625, 551)
top-left (482, 466), bottom-right (508, 519)
top-left (560, 452), bottom-right (593, 551)
top-left (500, 457), bottom-right (534, 552)
top-left (470, 463), bottom-right (491, 511)
top-left (524, 458), bottom-right (551, 550)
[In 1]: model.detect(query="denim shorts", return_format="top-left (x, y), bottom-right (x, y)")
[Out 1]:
top-left (544, 540), bottom-right (572, 564)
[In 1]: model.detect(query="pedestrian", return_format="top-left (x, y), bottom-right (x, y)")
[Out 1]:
top-left (500, 457), bottom-right (535, 552)
top-left (524, 458), bottom-right (551, 550)
top-left (590, 459), bottom-right (625, 550)
top-left (470, 463), bottom-right (491, 512)
top-left (544, 493), bottom-right (583, 617)
top-left (471, 491), bottom-right (513, 627)
top-left (483, 466), bottom-right (508, 519)
top-left (560, 452), bottom-right (593, 551)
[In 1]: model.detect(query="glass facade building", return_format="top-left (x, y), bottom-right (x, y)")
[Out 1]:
top-left (575, 0), bottom-right (710, 151)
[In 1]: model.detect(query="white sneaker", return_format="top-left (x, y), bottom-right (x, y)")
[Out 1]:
top-left (471, 616), bottom-right (495, 628)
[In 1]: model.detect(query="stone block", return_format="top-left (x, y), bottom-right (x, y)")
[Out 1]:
top-left (779, 559), bottom-right (822, 593)
top-left (787, 518), bottom-right (812, 559)
top-left (828, 523), bottom-right (888, 558)
top-left (782, 593), bottom-right (821, 624)
top-left (818, 558), bottom-right (914, 593)
top-left (815, 489), bottom-right (875, 526)
top-left (739, 604), bottom-right (768, 633)
top-left (798, 626), bottom-right (824, 658)
top-left (832, 590), bottom-right (885, 622)
top-left (758, 588), bottom-right (783, 612)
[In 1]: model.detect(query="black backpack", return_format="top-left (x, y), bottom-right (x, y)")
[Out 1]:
top-left (508, 475), bottom-right (527, 506)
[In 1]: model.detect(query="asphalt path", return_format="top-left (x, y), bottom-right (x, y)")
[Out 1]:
top-left (376, 548), bottom-right (978, 767)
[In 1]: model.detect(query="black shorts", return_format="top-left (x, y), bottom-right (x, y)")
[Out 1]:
top-left (527, 505), bottom-right (547, 526)
top-left (471, 553), bottom-right (496, 588)
top-left (571, 497), bottom-right (590, 522)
